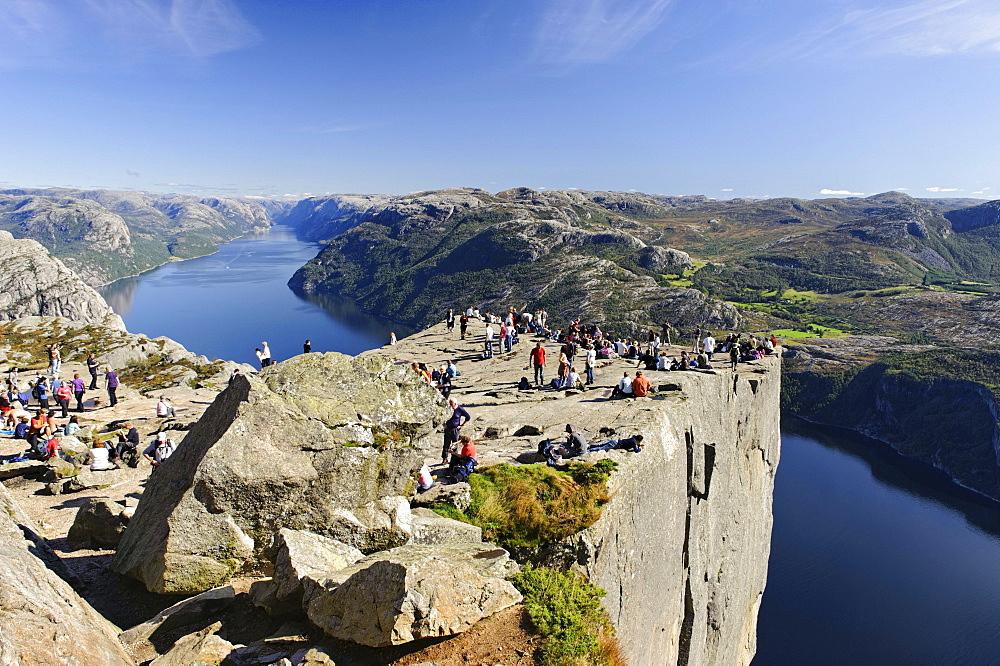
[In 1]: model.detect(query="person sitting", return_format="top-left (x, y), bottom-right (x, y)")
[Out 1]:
top-left (448, 435), bottom-right (477, 482)
top-left (637, 353), bottom-right (657, 371)
top-left (588, 434), bottom-right (645, 453)
top-left (631, 371), bottom-right (652, 397)
top-left (565, 424), bottom-right (587, 456)
top-left (156, 396), bottom-right (176, 418)
top-left (517, 376), bottom-right (531, 390)
top-left (567, 367), bottom-right (584, 390)
top-left (447, 360), bottom-right (460, 377)
top-left (143, 432), bottom-right (176, 469)
top-left (416, 463), bottom-right (435, 493)
top-left (697, 352), bottom-right (712, 369)
top-left (88, 440), bottom-right (117, 471)
top-left (113, 422), bottom-right (141, 466)
top-left (64, 415), bottom-right (81, 436)
top-left (539, 438), bottom-right (570, 467)
top-left (41, 436), bottom-right (60, 460)
top-left (13, 416), bottom-right (30, 440)
top-left (610, 372), bottom-right (633, 399)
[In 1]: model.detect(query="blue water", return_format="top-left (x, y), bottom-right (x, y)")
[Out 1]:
top-left (755, 419), bottom-right (1000, 665)
top-left (97, 226), bottom-right (411, 366)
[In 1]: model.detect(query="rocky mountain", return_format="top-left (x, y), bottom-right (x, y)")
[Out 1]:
top-left (0, 188), bottom-right (291, 286)
top-left (287, 188), bottom-right (736, 332)
top-left (0, 230), bottom-right (123, 327)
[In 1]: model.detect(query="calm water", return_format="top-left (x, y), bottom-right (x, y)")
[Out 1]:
top-left (755, 419), bottom-right (1000, 665)
top-left (98, 226), bottom-right (411, 366)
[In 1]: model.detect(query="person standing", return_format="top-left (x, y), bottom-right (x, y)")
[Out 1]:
top-left (390, 332), bottom-right (397, 345)
top-left (303, 339), bottom-right (312, 354)
top-left (459, 313), bottom-right (470, 340)
top-left (48, 344), bottom-right (61, 376)
top-left (260, 342), bottom-right (272, 367)
top-left (86, 353), bottom-right (100, 389)
top-left (446, 309), bottom-right (456, 335)
top-left (55, 380), bottom-right (72, 418)
top-left (484, 323), bottom-right (495, 358)
top-left (529, 342), bottom-right (546, 386)
top-left (661, 321), bottom-right (672, 346)
top-left (105, 366), bottom-right (119, 407)
top-left (71, 373), bottom-right (86, 412)
top-left (702, 332), bottom-right (716, 361)
top-left (692, 326), bottom-right (702, 352)
top-left (442, 397), bottom-right (471, 465)
top-left (36, 377), bottom-right (50, 410)
top-left (584, 344), bottom-right (597, 385)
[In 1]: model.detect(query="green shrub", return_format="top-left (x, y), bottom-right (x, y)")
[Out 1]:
top-left (513, 565), bottom-right (622, 666)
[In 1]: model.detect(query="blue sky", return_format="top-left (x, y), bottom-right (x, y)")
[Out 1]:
top-left (1, 0), bottom-right (997, 200)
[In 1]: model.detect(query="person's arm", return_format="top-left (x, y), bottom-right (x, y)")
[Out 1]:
top-left (458, 406), bottom-right (471, 426)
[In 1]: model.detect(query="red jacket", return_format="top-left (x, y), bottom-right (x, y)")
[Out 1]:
top-left (530, 346), bottom-right (546, 365)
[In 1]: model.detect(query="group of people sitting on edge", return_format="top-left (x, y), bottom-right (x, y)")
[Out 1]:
top-left (410, 360), bottom-right (461, 399)
top-left (538, 424), bottom-right (646, 466)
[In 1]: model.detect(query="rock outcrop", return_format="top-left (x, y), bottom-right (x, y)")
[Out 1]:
top-left (0, 482), bottom-right (135, 665)
top-left (112, 352), bottom-right (445, 593)
top-left (0, 231), bottom-right (123, 326)
top-left (305, 542), bottom-right (522, 647)
top-left (67, 497), bottom-right (129, 548)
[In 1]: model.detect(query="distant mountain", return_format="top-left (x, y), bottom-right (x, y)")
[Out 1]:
top-left (0, 188), bottom-right (292, 285)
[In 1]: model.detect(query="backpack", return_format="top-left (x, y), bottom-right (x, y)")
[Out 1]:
top-left (31, 383), bottom-right (40, 399)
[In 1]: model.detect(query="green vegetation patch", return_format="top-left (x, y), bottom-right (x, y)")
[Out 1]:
top-left (513, 564), bottom-right (622, 666)
top-left (431, 460), bottom-right (617, 552)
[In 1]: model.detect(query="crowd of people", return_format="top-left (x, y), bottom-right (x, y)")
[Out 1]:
top-left (1, 343), bottom-right (178, 473)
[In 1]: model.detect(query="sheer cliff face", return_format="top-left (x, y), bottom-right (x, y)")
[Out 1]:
top-left (0, 231), bottom-right (123, 327)
top-left (0, 188), bottom-right (285, 286)
top-left (550, 357), bottom-right (782, 666)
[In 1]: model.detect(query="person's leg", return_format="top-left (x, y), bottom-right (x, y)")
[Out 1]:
top-left (75, 391), bottom-right (84, 411)
top-left (60, 400), bottom-right (68, 418)
top-left (442, 428), bottom-right (457, 463)
top-left (586, 366), bottom-right (594, 384)
top-left (89, 373), bottom-right (98, 390)
top-left (108, 387), bottom-right (117, 406)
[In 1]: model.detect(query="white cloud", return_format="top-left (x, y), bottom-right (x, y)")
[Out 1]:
top-left (771, 0), bottom-right (1000, 62)
top-left (926, 186), bottom-right (960, 192)
top-left (721, 188), bottom-right (734, 192)
top-left (534, 0), bottom-right (675, 64)
top-left (893, 187), bottom-right (910, 191)
top-left (820, 188), bottom-right (865, 196)
top-left (973, 191), bottom-right (985, 194)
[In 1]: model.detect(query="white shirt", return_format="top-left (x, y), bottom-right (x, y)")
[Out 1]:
top-left (568, 371), bottom-right (581, 387)
top-left (485, 325), bottom-right (494, 341)
top-left (260, 344), bottom-right (271, 360)
top-left (703, 336), bottom-right (715, 353)
top-left (618, 376), bottom-right (633, 393)
top-left (89, 447), bottom-right (114, 471)
top-left (586, 349), bottom-right (596, 366)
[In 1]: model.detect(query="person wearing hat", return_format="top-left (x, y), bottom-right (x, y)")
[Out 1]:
top-left (143, 431), bottom-right (176, 469)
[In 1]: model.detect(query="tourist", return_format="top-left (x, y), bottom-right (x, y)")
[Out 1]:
top-left (88, 440), bottom-right (117, 471)
top-left (446, 360), bottom-right (460, 377)
top-left (692, 326), bottom-right (702, 352)
top-left (260, 341), bottom-right (272, 367)
top-left (588, 434), bottom-right (644, 453)
top-left (303, 339), bottom-right (312, 353)
top-left (229, 368), bottom-right (241, 383)
top-left (7, 367), bottom-right (18, 389)
top-left (565, 424), bottom-right (587, 456)
top-left (484, 323), bottom-right (495, 358)
top-left (530, 342), bottom-right (546, 386)
top-left (632, 370), bottom-right (652, 397)
top-left (72, 373), bottom-right (86, 412)
top-left (86, 353), bottom-right (100, 389)
top-left (702, 332), bottom-right (716, 361)
top-left (27, 409), bottom-right (51, 455)
top-left (156, 396), bottom-right (176, 418)
top-left (64, 415), bottom-right (81, 436)
top-left (35, 376), bottom-right (50, 410)
top-left (459, 312), bottom-right (469, 339)
top-left (113, 422), bottom-right (141, 465)
top-left (143, 432), bottom-right (176, 469)
top-left (416, 463), bottom-right (434, 492)
top-left (13, 416), bottom-right (30, 440)
top-left (567, 366), bottom-right (583, 390)
top-left (442, 397), bottom-right (471, 465)
top-left (610, 372), bottom-right (633, 399)
top-left (390, 332), bottom-right (397, 345)
top-left (446, 309), bottom-right (456, 335)
top-left (255, 348), bottom-right (265, 368)
top-left (105, 366), bottom-right (119, 407)
top-left (55, 379), bottom-right (72, 418)
top-left (47, 343), bottom-right (61, 376)
top-left (448, 435), bottom-right (477, 482)
top-left (584, 344), bottom-right (596, 385)
top-left (729, 344), bottom-right (739, 370)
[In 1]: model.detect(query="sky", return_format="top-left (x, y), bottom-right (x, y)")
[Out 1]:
top-left (0, 0), bottom-right (997, 201)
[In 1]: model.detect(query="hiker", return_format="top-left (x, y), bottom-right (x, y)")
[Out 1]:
top-left (529, 342), bottom-right (546, 386)
top-left (565, 424), bottom-right (587, 456)
top-left (35, 376), bottom-right (50, 409)
top-left (72, 373), bottom-right (86, 412)
top-left (303, 339), bottom-right (312, 353)
top-left (27, 409), bottom-right (51, 455)
top-left (610, 372), bottom-right (633, 399)
top-left (13, 416), bottom-right (30, 440)
top-left (48, 343), bottom-right (61, 376)
top-left (156, 396), bottom-right (176, 418)
top-left (143, 432), bottom-right (176, 469)
top-left (390, 332), bottom-right (397, 345)
top-left (448, 435), bottom-right (477, 482)
top-left (64, 415), bottom-right (81, 436)
top-left (88, 440), bottom-right (117, 471)
top-left (105, 366), bottom-right (119, 407)
top-left (113, 422), bottom-right (141, 465)
top-left (702, 332), bottom-right (716, 361)
top-left (446, 309), bottom-right (456, 335)
top-left (631, 370), bottom-right (652, 397)
top-left (416, 463), bottom-right (435, 492)
top-left (442, 397), bottom-right (471, 465)
top-left (729, 344), bottom-right (740, 370)
top-left (86, 353), bottom-right (100, 389)
top-left (584, 344), bottom-right (596, 385)
top-left (55, 380), bottom-right (72, 418)
top-left (460, 312), bottom-right (469, 339)
top-left (484, 323), bottom-right (495, 358)
top-left (589, 434), bottom-right (645, 453)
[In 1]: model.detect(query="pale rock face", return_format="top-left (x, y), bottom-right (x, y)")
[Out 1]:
top-left (0, 231), bottom-right (123, 327)
top-left (305, 542), bottom-right (522, 647)
top-left (112, 352), bottom-right (446, 594)
top-left (0, 483), bottom-right (136, 666)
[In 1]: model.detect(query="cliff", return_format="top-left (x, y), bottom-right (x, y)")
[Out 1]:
top-left (783, 338), bottom-right (1000, 501)
top-left (0, 230), bottom-right (124, 327)
top-left (367, 323), bottom-right (782, 665)
top-left (0, 187), bottom-right (287, 286)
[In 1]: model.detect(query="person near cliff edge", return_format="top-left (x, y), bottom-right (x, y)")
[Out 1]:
top-left (260, 342), bottom-right (272, 367)
top-left (529, 341), bottom-right (546, 386)
top-left (588, 434), bottom-right (644, 453)
top-left (442, 397), bottom-right (471, 465)
top-left (303, 339), bottom-right (312, 354)
top-left (105, 366), bottom-right (119, 407)
top-left (446, 309), bottom-right (456, 335)
top-left (86, 353), bottom-right (100, 389)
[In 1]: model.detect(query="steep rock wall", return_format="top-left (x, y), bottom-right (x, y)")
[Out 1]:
top-left (554, 358), bottom-right (781, 665)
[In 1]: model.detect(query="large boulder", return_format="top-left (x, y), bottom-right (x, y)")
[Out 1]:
top-left (67, 497), bottom-right (128, 548)
top-left (149, 621), bottom-right (234, 666)
top-left (410, 508), bottom-right (483, 545)
top-left (305, 542), bottom-right (521, 647)
top-left (0, 483), bottom-right (135, 665)
top-left (112, 353), bottom-right (445, 594)
top-left (258, 528), bottom-right (364, 613)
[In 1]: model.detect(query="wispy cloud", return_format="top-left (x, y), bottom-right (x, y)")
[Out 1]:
top-left (821, 188), bottom-right (865, 196)
top-left (0, 0), bottom-right (259, 67)
top-left (721, 188), bottom-right (734, 192)
top-left (297, 121), bottom-right (374, 135)
top-left (125, 169), bottom-right (141, 177)
top-left (534, 0), bottom-right (675, 64)
top-left (778, 0), bottom-right (1000, 61)
top-left (926, 186), bottom-right (960, 192)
